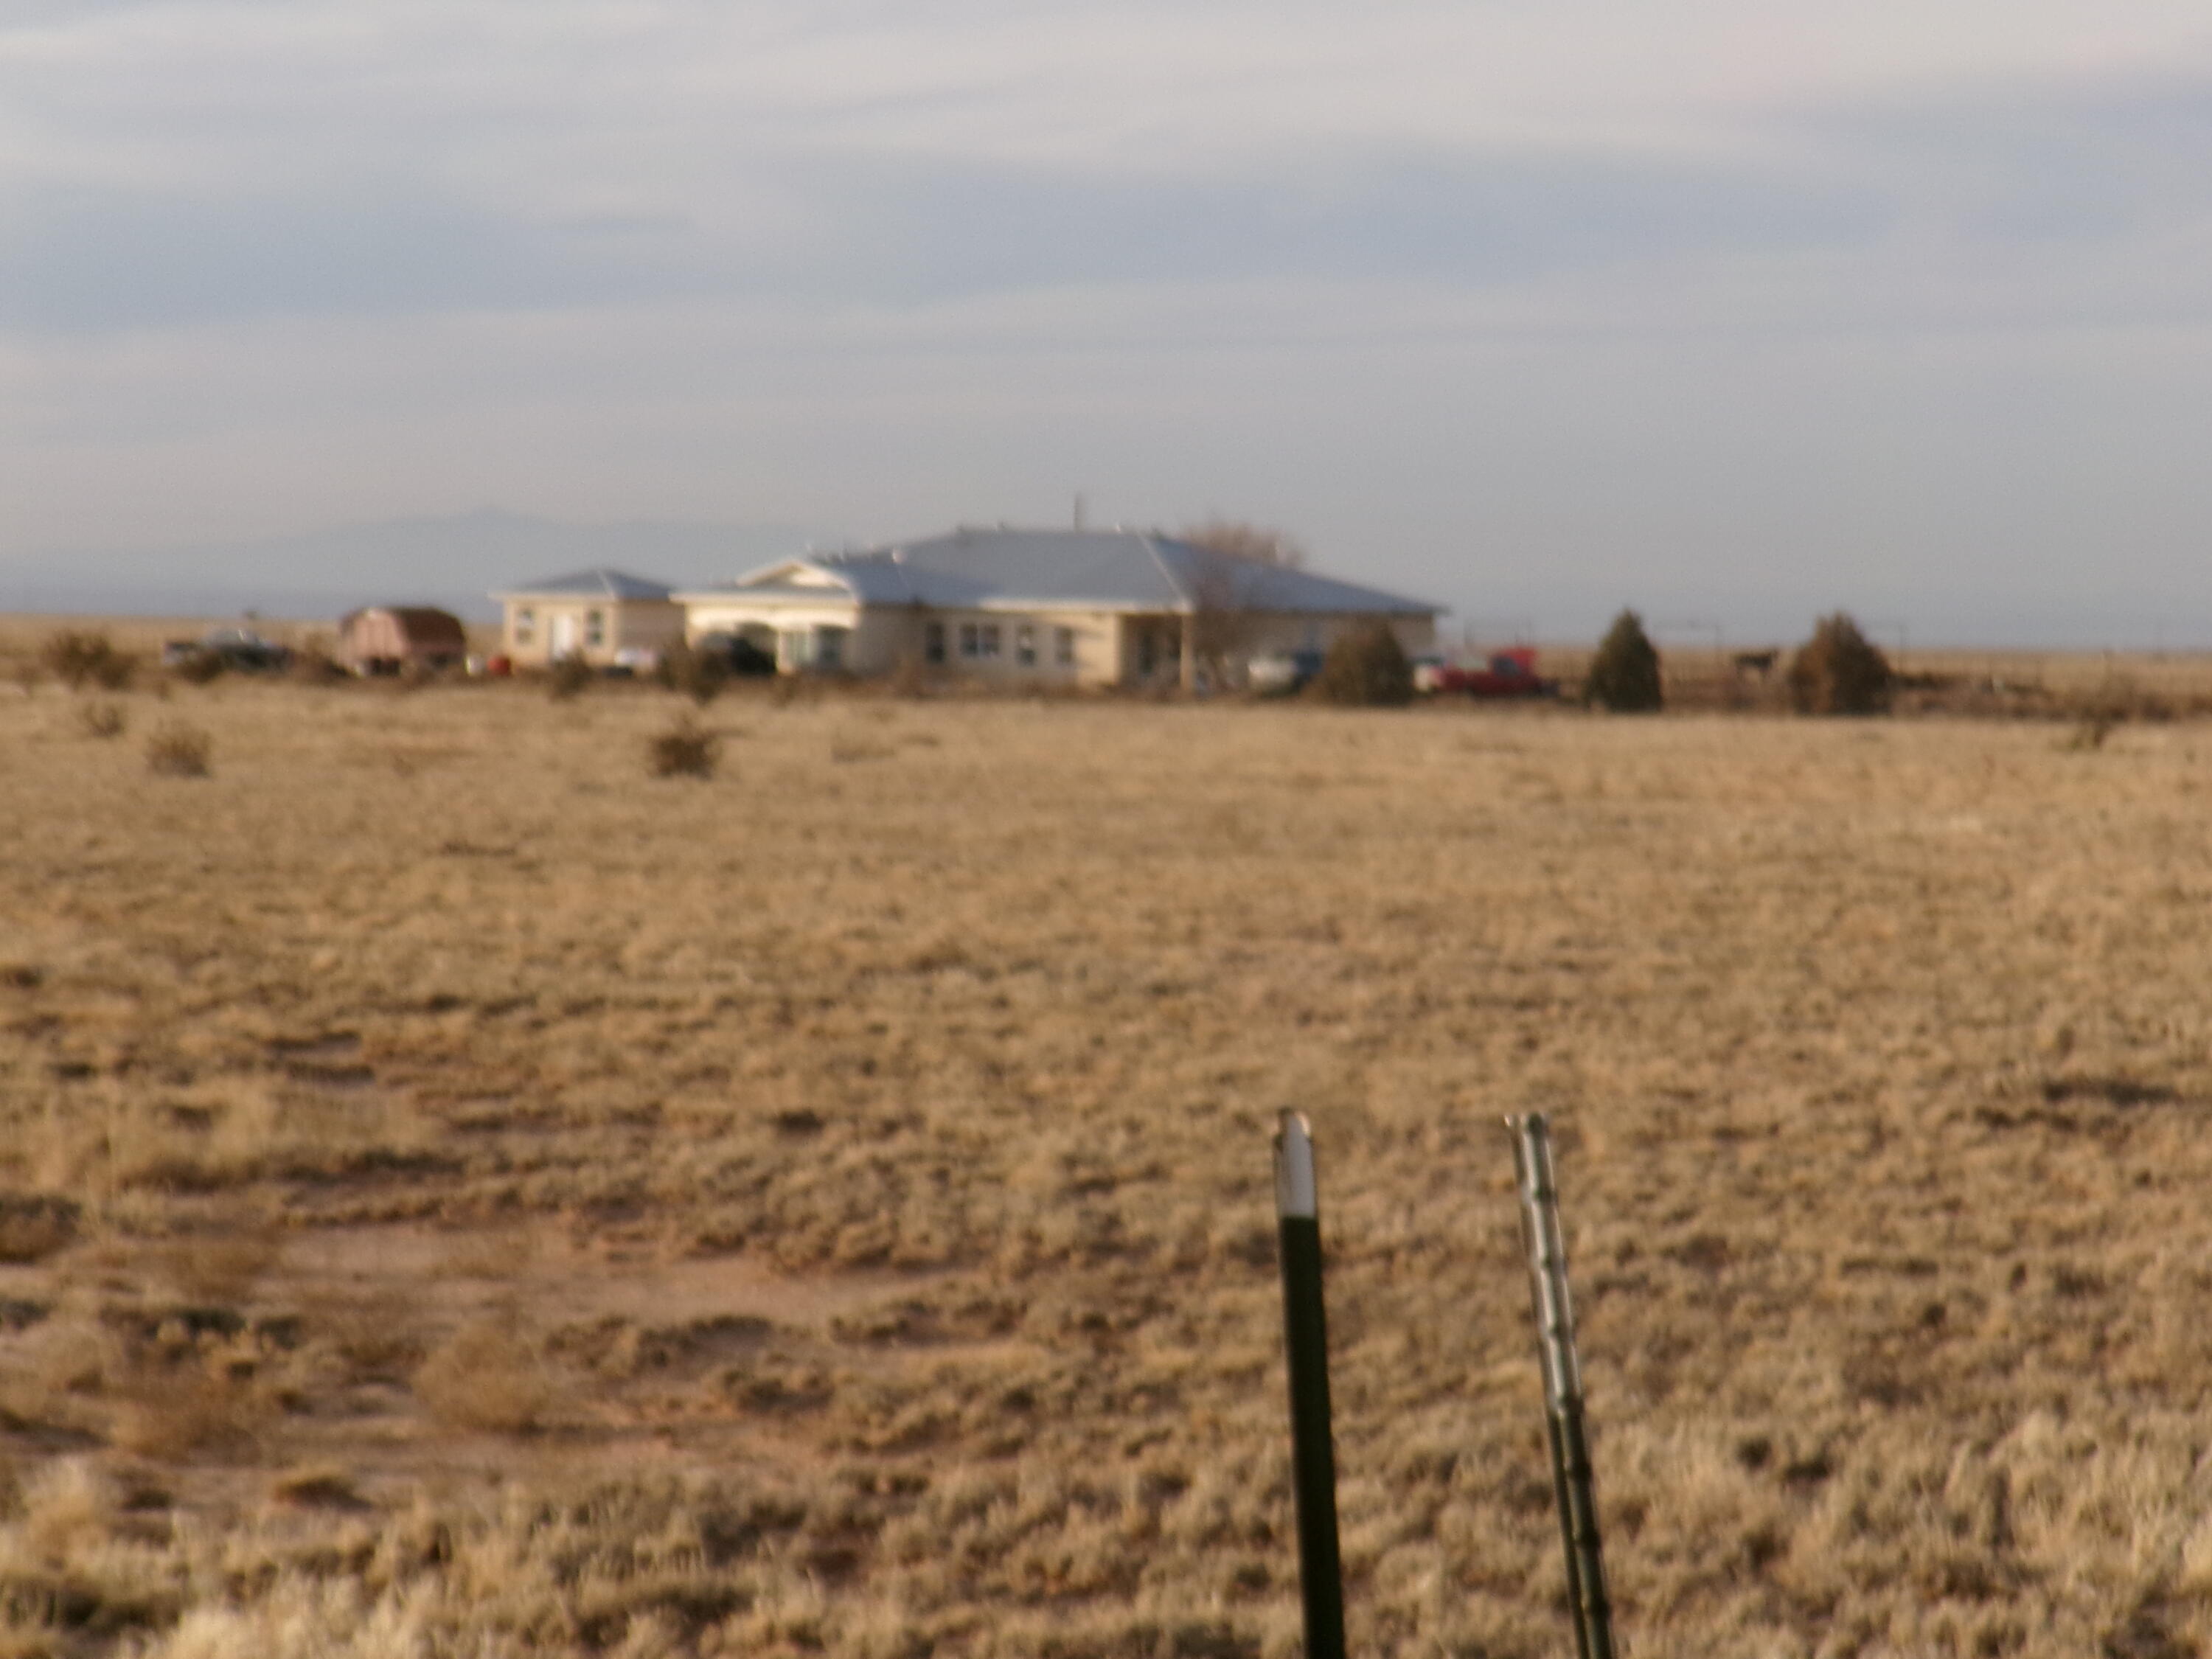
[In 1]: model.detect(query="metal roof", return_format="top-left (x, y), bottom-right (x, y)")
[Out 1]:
top-left (692, 529), bottom-right (1436, 616)
top-left (493, 568), bottom-right (673, 601)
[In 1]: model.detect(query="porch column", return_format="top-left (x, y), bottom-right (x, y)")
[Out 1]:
top-left (1179, 613), bottom-right (1197, 692)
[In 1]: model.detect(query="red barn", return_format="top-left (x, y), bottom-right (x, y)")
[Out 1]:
top-left (337, 607), bottom-right (468, 675)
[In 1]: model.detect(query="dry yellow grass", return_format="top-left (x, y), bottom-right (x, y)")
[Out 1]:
top-left (1, 665), bottom-right (2211, 1655)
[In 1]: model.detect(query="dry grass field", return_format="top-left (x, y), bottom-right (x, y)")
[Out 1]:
top-left (3, 651), bottom-right (2212, 1658)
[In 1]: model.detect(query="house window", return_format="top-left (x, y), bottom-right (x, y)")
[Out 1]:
top-left (959, 622), bottom-right (981, 660)
top-left (1055, 627), bottom-right (1075, 667)
top-left (815, 625), bottom-right (848, 669)
top-left (979, 624), bottom-right (1001, 660)
top-left (1015, 625), bottom-right (1036, 667)
top-left (515, 607), bottom-right (535, 647)
top-left (585, 609), bottom-right (607, 649)
top-left (925, 622), bottom-right (946, 665)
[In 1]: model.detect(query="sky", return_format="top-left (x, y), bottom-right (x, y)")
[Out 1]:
top-left (5, 1), bottom-right (2212, 644)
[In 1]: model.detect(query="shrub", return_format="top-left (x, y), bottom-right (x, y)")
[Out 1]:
top-left (1585, 610), bottom-right (1663, 712)
top-left (109, 1370), bottom-right (265, 1463)
top-left (77, 701), bottom-right (128, 741)
top-left (267, 1464), bottom-right (368, 1512)
top-left (656, 641), bottom-right (727, 706)
top-left (1788, 613), bottom-right (1892, 715)
top-left (648, 715), bottom-right (721, 779)
top-left (0, 1194), bottom-right (80, 1264)
top-left (1310, 623), bottom-right (1414, 707)
top-left (171, 648), bottom-right (226, 686)
top-left (146, 723), bottom-right (212, 778)
top-left (286, 641), bottom-right (344, 684)
top-left (2065, 711), bottom-right (2118, 752)
top-left (414, 1321), bottom-right (554, 1433)
top-left (153, 1222), bottom-right (279, 1305)
top-left (548, 653), bottom-right (594, 700)
top-left (42, 630), bottom-right (135, 692)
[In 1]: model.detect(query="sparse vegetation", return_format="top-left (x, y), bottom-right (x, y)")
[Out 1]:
top-left (1585, 608), bottom-right (1664, 712)
top-left (0, 683), bottom-right (2206, 1655)
top-left (1310, 622), bottom-right (1414, 706)
top-left (1788, 611), bottom-right (1893, 714)
top-left (151, 1222), bottom-right (279, 1305)
top-left (414, 1321), bottom-right (554, 1433)
top-left (170, 647), bottom-right (228, 685)
top-left (655, 639), bottom-right (727, 705)
top-left (647, 714), bottom-right (720, 778)
top-left (145, 722), bottom-right (212, 776)
top-left (2065, 709), bottom-right (2118, 751)
top-left (40, 630), bottom-right (136, 692)
top-left (286, 639), bottom-right (345, 683)
top-left (109, 1370), bottom-right (265, 1464)
top-left (0, 1194), bottom-right (79, 1264)
top-left (76, 700), bottom-right (127, 740)
top-left (548, 653), bottom-right (594, 700)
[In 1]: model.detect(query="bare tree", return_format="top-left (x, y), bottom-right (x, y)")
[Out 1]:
top-left (1180, 518), bottom-right (1307, 569)
top-left (1185, 560), bottom-right (1264, 689)
top-left (1176, 519), bottom-right (1309, 689)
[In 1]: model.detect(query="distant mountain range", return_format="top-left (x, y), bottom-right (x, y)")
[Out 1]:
top-left (0, 509), bottom-right (830, 622)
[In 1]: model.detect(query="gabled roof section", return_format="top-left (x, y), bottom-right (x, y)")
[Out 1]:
top-left (678, 556), bottom-right (875, 606)
top-left (763, 528), bottom-right (1437, 616)
top-left (1148, 539), bottom-right (1437, 616)
top-left (493, 568), bottom-right (672, 601)
top-left (344, 606), bottom-right (468, 647)
top-left (671, 529), bottom-right (1439, 616)
top-left (736, 559), bottom-right (856, 591)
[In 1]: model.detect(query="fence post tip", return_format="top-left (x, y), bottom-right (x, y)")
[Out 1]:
top-left (1275, 1113), bottom-right (1317, 1220)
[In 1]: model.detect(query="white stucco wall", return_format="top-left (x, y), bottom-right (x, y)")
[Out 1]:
top-left (501, 597), bottom-right (683, 666)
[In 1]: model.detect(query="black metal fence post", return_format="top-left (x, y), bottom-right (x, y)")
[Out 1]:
top-left (1509, 1113), bottom-right (1616, 1659)
top-left (1275, 1111), bottom-right (1348, 1659)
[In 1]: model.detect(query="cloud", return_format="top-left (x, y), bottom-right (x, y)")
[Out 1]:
top-left (0, 184), bottom-right (716, 331)
top-left (7, 2), bottom-right (2212, 642)
top-left (0, 147), bottom-right (1895, 333)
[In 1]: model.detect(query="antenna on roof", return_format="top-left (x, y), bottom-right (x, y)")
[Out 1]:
top-left (1074, 493), bottom-right (1087, 531)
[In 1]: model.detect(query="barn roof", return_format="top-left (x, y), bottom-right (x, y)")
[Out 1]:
top-left (341, 605), bottom-right (467, 642)
top-left (679, 529), bottom-right (1436, 616)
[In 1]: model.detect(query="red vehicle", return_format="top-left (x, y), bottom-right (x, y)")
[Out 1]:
top-left (1416, 647), bottom-right (1559, 699)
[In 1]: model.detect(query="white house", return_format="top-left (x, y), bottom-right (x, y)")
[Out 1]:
top-left (675, 526), bottom-right (1438, 688)
top-left (489, 569), bottom-right (686, 667)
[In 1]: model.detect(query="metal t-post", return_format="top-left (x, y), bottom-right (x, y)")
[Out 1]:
top-left (1509, 1113), bottom-right (1615, 1659)
top-left (1275, 1111), bottom-right (1348, 1659)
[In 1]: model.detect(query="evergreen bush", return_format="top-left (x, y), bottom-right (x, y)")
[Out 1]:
top-left (1585, 611), bottom-right (1663, 712)
top-left (1310, 624), bottom-right (1414, 707)
top-left (1788, 613), bottom-right (1892, 715)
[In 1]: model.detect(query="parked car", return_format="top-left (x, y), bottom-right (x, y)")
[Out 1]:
top-left (695, 631), bottom-right (779, 677)
top-left (1248, 647), bottom-right (1326, 695)
top-left (1419, 647), bottom-right (1559, 700)
top-left (161, 627), bottom-right (292, 673)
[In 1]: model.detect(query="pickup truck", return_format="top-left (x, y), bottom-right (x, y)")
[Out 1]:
top-left (161, 627), bottom-right (292, 673)
top-left (1415, 647), bottom-right (1558, 699)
